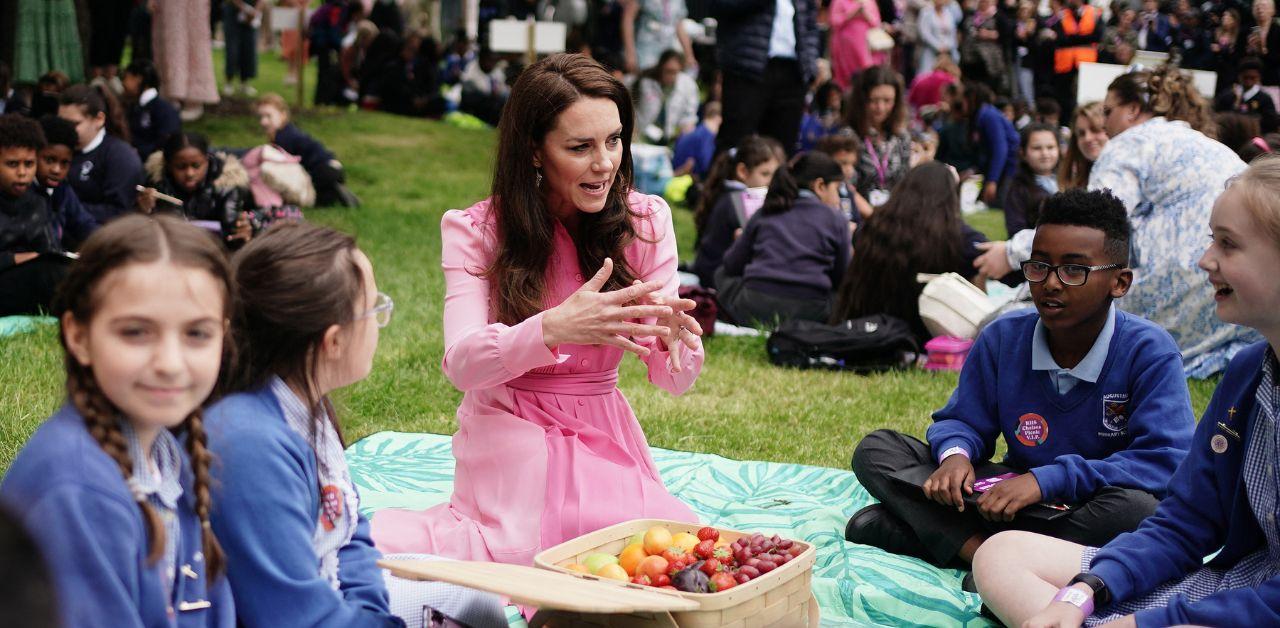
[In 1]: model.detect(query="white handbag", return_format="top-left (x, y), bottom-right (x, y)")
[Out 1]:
top-left (917, 272), bottom-right (997, 340)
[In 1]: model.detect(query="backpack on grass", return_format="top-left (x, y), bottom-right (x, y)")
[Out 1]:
top-left (766, 315), bottom-right (920, 372)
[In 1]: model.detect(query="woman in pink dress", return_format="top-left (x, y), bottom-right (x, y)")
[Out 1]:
top-left (830, 0), bottom-right (887, 91)
top-left (150, 0), bottom-right (219, 121)
top-left (372, 54), bottom-right (704, 566)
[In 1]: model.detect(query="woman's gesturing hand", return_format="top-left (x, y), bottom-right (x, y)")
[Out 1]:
top-left (542, 258), bottom-right (676, 358)
top-left (630, 280), bottom-right (704, 373)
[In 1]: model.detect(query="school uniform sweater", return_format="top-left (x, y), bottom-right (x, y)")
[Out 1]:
top-left (69, 131), bottom-right (144, 223)
top-left (974, 103), bottom-right (1020, 185)
top-left (273, 123), bottom-right (337, 177)
top-left (720, 193), bottom-right (851, 300)
top-left (692, 181), bottom-right (748, 289)
top-left (37, 182), bottom-right (98, 249)
top-left (927, 308), bottom-right (1195, 503)
top-left (0, 407), bottom-right (235, 628)
top-left (129, 89), bottom-right (182, 161)
top-left (1090, 342), bottom-right (1280, 627)
top-left (205, 386), bottom-right (404, 628)
top-left (0, 188), bottom-right (58, 270)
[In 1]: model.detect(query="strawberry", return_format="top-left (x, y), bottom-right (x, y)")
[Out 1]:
top-left (700, 558), bottom-right (720, 576)
top-left (712, 546), bottom-right (734, 565)
top-left (695, 539), bottom-right (716, 559)
top-left (696, 527), bottom-right (719, 543)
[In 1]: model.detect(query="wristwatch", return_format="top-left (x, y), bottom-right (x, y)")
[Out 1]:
top-left (1053, 586), bottom-right (1094, 617)
top-left (1069, 572), bottom-right (1112, 606)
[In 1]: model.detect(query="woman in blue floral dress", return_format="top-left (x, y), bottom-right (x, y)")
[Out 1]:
top-left (976, 66), bottom-right (1256, 377)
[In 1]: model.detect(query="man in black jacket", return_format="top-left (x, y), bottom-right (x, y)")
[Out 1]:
top-left (711, 0), bottom-right (820, 156)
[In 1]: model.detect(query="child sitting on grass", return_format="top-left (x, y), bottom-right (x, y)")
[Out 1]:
top-left (0, 114), bottom-right (68, 316)
top-left (974, 154), bottom-right (1280, 628)
top-left (847, 189), bottom-right (1195, 576)
top-left (691, 135), bottom-right (781, 289)
top-left (1004, 123), bottom-right (1061, 236)
top-left (36, 115), bottom-right (98, 251)
top-left (138, 132), bottom-right (262, 249)
top-left (122, 59), bottom-right (182, 161)
top-left (716, 151), bottom-right (851, 327)
top-left (255, 93), bottom-right (360, 208)
top-left (58, 85), bottom-right (143, 223)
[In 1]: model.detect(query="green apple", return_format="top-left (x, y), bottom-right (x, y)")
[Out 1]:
top-left (583, 552), bottom-right (620, 575)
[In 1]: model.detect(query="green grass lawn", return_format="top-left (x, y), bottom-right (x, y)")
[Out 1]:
top-left (0, 51), bottom-right (1219, 473)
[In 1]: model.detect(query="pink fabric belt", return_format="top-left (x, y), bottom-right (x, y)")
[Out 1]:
top-left (505, 371), bottom-right (619, 396)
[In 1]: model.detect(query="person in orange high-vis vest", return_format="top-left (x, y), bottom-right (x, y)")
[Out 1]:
top-left (1049, 0), bottom-right (1102, 120)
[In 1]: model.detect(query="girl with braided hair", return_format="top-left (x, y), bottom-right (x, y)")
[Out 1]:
top-left (0, 213), bottom-right (234, 627)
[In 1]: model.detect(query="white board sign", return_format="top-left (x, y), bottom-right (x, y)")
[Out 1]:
top-left (269, 7), bottom-right (314, 33)
top-left (1077, 62), bottom-right (1217, 105)
top-left (488, 19), bottom-right (568, 55)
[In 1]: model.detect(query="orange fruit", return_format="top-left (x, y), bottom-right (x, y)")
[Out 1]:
top-left (638, 555), bottom-right (670, 582)
top-left (619, 543), bottom-right (648, 576)
top-left (564, 563), bottom-right (591, 574)
top-left (671, 532), bottom-right (700, 553)
top-left (643, 526), bottom-right (673, 555)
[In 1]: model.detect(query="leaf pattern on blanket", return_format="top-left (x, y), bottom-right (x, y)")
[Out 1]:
top-left (348, 432), bottom-right (996, 628)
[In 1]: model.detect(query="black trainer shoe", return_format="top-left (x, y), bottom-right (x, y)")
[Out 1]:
top-left (844, 503), bottom-right (934, 562)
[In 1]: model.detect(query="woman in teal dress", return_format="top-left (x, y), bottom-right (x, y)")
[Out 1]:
top-left (14, 0), bottom-right (84, 84)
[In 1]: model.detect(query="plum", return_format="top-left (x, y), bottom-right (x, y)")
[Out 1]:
top-left (672, 564), bottom-right (710, 593)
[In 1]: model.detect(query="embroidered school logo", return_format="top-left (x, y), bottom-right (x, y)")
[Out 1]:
top-left (79, 161), bottom-right (93, 180)
top-left (320, 485), bottom-right (344, 531)
top-left (1101, 393), bottom-right (1130, 432)
top-left (1015, 413), bottom-right (1049, 446)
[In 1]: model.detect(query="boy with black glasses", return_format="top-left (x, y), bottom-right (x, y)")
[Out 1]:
top-left (845, 189), bottom-right (1195, 579)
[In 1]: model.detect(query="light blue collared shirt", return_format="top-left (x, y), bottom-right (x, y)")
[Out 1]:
top-left (1032, 304), bottom-right (1116, 395)
top-left (769, 0), bottom-right (797, 59)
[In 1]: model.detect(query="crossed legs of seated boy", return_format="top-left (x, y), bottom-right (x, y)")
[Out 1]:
top-left (849, 429), bottom-right (1159, 567)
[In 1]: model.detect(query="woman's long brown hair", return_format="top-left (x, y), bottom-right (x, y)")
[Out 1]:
top-left (485, 53), bottom-right (644, 325)
top-left (52, 214), bottom-right (230, 580)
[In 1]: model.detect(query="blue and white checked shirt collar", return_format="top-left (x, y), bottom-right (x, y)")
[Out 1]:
top-left (1032, 304), bottom-right (1116, 395)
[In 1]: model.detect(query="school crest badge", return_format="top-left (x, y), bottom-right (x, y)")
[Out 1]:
top-left (1102, 393), bottom-right (1130, 432)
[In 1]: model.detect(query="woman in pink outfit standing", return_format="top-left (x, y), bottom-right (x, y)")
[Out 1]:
top-left (150, 0), bottom-right (219, 121)
top-left (830, 0), bottom-right (887, 91)
top-left (372, 54), bottom-right (705, 566)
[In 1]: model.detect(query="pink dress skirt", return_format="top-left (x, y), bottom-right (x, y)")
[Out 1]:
top-left (372, 192), bottom-right (702, 565)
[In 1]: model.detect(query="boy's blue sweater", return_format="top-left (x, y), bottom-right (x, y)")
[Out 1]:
top-left (38, 182), bottom-right (98, 247)
top-left (0, 406), bottom-right (235, 628)
top-left (205, 385), bottom-right (404, 628)
top-left (1090, 342), bottom-right (1280, 627)
top-left (975, 103), bottom-right (1020, 184)
top-left (927, 308), bottom-right (1194, 503)
top-left (672, 123), bottom-right (716, 179)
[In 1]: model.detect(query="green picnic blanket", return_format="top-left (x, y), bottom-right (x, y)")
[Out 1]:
top-left (348, 432), bottom-right (994, 628)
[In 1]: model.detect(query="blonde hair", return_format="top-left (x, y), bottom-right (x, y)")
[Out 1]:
top-left (1059, 101), bottom-right (1104, 191)
top-left (1231, 153), bottom-right (1280, 247)
top-left (256, 93), bottom-right (290, 119)
top-left (1108, 65), bottom-right (1217, 139)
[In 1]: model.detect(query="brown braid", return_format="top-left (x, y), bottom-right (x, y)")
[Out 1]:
top-left (67, 365), bottom-right (166, 565)
top-left (183, 408), bottom-right (225, 580)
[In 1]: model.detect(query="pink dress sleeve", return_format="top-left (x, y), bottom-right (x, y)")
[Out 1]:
top-left (440, 205), bottom-right (559, 391)
top-left (830, 0), bottom-right (858, 28)
top-left (627, 194), bottom-right (705, 396)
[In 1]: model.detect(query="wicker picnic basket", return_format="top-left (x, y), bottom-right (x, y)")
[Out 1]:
top-left (380, 518), bottom-right (818, 628)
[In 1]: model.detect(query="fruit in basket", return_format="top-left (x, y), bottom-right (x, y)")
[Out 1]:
top-left (629, 532), bottom-right (646, 547)
top-left (672, 563), bottom-right (710, 593)
top-left (694, 539), bottom-right (716, 559)
top-left (564, 563), bottom-right (590, 574)
top-left (654, 573), bottom-right (672, 587)
top-left (671, 531), bottom-right (700, 553)
top-left (709, 572), bottom-right (737, 592)
top-left (660, 548), bottom-right (688, 564)
top-left (619, 543), bottom-right (648, 576)
top-left (583, 552), bottom-right (620, 575)
top-left (597, 563), bottom-right (629, 581)
top-left (631, 575), bottom-right (652, 586)
top-left (638, 555), bottom-right (670, 582)
top-left (696, 527), bottom-right (719, 543)
top-left (643, 526), bottom-right (673, 555)
top-left (699, 558), bottom-right (721, 576)
top-left (712, 546), bottom-right (734, 565)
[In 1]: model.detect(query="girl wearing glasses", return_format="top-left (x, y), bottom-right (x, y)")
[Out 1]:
top-left (371, 54), bottom-right (705, 565)
top-left (203, 222), bottom-right (505, 627)
top-left (975, 65), bottom-right (1256, 378)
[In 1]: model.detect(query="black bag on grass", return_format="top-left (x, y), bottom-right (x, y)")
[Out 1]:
top-left (766, 315), bottom-right (920, 372)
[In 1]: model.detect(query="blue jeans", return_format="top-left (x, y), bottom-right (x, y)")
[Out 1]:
top-left (223, 4), bottom-right (258, 81)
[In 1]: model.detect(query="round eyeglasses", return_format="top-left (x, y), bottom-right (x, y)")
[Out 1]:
top-left (358, 292), bottom-right (394, 328)
top-left (1020, 261), bottom-right (1119, 287)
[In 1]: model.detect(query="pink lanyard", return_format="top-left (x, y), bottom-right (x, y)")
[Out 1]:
top-left (864, 137), bottom-right (889, 189)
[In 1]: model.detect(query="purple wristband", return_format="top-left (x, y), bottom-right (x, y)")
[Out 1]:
top-left (1053, 585), bottom-right (1095, 618)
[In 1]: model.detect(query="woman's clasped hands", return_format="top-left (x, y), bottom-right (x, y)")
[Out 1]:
top-left (542, 258), bottom-right (703, 372)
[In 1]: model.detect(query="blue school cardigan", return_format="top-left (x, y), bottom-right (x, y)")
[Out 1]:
top-left (0, 406), bottom-right (235, 628)
top-left (204, 385), bottom-right (404, 628)
top-left (1090, 341), bottom-right (1278, 627)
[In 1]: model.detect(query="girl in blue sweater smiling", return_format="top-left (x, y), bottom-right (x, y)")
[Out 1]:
top-left (848, 189), bottom-right (1195, 571)
top-left (973, 156), bottom-right (1280, 627)
top-left (205, 221), bottom-right (504, 628)
top-left (1, 214), bottom-right (234, 627)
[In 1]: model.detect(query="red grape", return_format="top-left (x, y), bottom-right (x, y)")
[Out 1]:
top-left (738, 565), bottom-right (760, 579)
top-left (735, 572), bottom-right (750, 584)
top-left (757, 560), bottom-right (777, 574)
